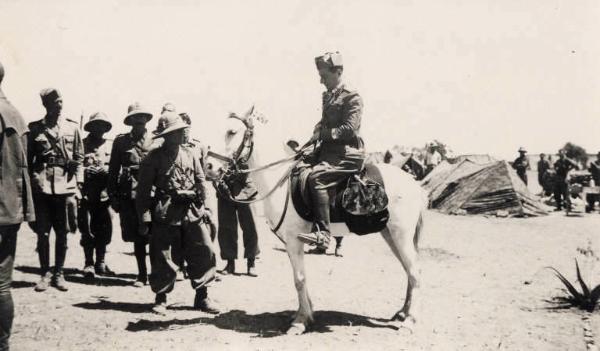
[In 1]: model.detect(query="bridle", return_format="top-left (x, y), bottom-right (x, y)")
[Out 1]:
top-left (207, 109), bottom-right (311, 242)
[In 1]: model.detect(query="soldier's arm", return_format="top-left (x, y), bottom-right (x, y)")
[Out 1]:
top-left (135, 153), bottom-right (156, 223)
top-left (26, 124), bottom-right (35, 176)
top-left (73, 128), bottom-right (84, 183)
top-left (321, 93), bottom-right (362, 143)
top-left (107, 138), bottom-right (121, 199)
top-left (193, 153), bottom-right (207, 202)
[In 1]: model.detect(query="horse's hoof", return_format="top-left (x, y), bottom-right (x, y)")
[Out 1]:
top-left (391, 311), bottom-right (408, 322)
top-left (286, 322), bottom-right (306, 335)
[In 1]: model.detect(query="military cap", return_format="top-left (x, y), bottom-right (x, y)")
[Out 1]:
top-left (124, 102), bottom-right (153, 126)
top-left (40, 88), bottom-right (62, 105)
top-left (162, 102), bottom-right (176, 113)
top-left (153, 112), bottom-right (189, 139)
top-left (518, 147), bottom-right (527, 153)
top-left (315, 51), bottom-right (343, 69)
top-left (84, 111), bottom-right (112, 133)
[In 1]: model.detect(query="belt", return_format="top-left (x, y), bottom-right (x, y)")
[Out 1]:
top-left (46, 156), bottom-right (68, 167)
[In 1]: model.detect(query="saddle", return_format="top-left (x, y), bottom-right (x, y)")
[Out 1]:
top-left (290, 163), bottom-right (390, 235)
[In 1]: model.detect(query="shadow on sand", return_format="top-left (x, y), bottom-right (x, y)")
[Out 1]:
top-left (74, 298), bottom-right (151, 314)
top-left (14, 265), bottom-right (135, 287)
top-left (126, 309), bottom-right (399, 337)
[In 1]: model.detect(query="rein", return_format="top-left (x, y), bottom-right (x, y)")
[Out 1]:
top-left (210, 115), bottom-right (312, 242)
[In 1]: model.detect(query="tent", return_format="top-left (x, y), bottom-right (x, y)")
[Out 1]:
top-left (425, 160), bottom-right (548, 217)
top-left (393, 155), bottom-right (426, 180)
top-left (447, 154), bottom-right (496, 165)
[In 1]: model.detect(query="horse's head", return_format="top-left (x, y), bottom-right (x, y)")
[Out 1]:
top-left (224, 105), bottom-right (299, 162)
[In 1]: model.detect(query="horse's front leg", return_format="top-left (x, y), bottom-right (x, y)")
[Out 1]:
top-left (285, 232), bottom-right (314, 335)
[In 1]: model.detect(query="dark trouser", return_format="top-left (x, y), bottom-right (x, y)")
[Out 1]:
top-left (0, 224), bottom-right (18, 351)
top-left (518, 172), bottom-right (528, 185)
top-left (217, 198), bottom-right (259, 260)
top-left (78, 200), bottom-right (112, 266)
top-left (118, 199), bottom-right (148, 278)
top-left (149, 221), bottom-right (216, 295)
top-left (554, 180), bottom-right (570, 210)
top-left (31, 194), bottom-right (75, 275)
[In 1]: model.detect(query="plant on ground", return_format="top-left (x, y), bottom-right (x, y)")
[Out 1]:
top-left (547, 259), bottom-right (600, 312)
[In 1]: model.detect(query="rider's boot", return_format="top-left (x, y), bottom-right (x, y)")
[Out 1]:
top-left (297, 188), bottom-right (331, 250)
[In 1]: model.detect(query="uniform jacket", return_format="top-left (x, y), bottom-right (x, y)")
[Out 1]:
top-left (554, 158), bottom-right (578, 180)
top-left (0, 90), bottom-right (35, 224)
top-left (107, 130), bottom-right (154, 201)
top-left (27, 116), bottom-right (84, 195)
top-left (589, 161), bottom-right (600, 184)
top-left (512, 156), bottom-right (530, 175)
top-left (537, 159), bottom-right (551, 175)
top-left (136, 144), bottom-right (207, 226)
top-left (312, 83), bottom-right (364, 158)
top-left (81, 135), bottom-right (112, 203)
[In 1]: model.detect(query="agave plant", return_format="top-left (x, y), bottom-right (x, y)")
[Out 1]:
top-left (547, 259), bottom-right (600, 312)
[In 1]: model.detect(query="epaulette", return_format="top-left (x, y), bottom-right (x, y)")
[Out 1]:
top-left (341, 85), bottom-right (357, 93)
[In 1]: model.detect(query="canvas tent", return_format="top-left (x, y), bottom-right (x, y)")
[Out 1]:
top-left (423, 160), bottom-right (548, 217)
top-left (393, 155), bottom-right (426, 180)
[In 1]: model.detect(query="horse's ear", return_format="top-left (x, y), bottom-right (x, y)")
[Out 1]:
top-left (284, 139), bottom-right (299, 155)
top-left (245, 105), bottom-right (255, 118)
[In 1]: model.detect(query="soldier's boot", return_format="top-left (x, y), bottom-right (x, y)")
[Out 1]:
top-left (52, 270), bottom-right (69, 292)
top-left (193, 287), bottom-right (220, 314)
top-left (133, 242), bottom-right (148, 287)
top-left (83, 246), bottom-right (95, 279)
top-left (35, 237), bottom-right (51, 292)
top-left (34, 272), bottom-right (52, 292)
top-left (247, 258), bottom-right (257, 277)
top-left (219, 259), bottom-right (235, 275)
top-left (52, 234), bottom-right (69, 291)
top-left (94, 246), bottom-right (115, 276)
top-left (297, 188), bottom-right (331, 250)
top-left (152, 293), bottom-right (167, 315)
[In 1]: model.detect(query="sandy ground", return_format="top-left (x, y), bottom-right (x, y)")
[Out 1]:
top-left (8, 201), bottom-right (600, 351)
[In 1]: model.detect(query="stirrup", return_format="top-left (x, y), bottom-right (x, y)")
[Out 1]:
top-left (297, 230), bottom-right (331, 249)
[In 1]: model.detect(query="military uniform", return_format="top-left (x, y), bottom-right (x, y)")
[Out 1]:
top-left (537, 158), bottom-right (551, 187)
top-left (512, 155), bottom-right (530, 185)
top-left (553, 157), bottom-right (578, 210)
top-left (78, 135), bottom-right (112, 272)
top-left (107, 129), bottom-right (154, 283)
top-left (587, 158), bottom-right (600, 211)
top-left (0, 83), bottom-right (35, 351)
top-left (136, 132), bottom-right (216, 302)
top-left (298, 83), bottom-right (364, 246)
top-left (217, 162), bottom-right (260, 272)
top-left (27, 112), bottom-right (83, 284)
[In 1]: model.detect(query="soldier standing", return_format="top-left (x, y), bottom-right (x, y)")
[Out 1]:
top-left (136, 112), bottom-right (219, 315)
top-left (107, 103), bottom-right (154, 287)
top-left (28, 88), bottom-right (84, 292)
top-left (553, 150), bottom-right (578, 211)
top-left (78, 112), bottom-right (114, 279)
top-left (217, 128), bottom-right (260, 277)
top-left (586, 152), bottom-right (600, 212)
top-left (537, 153), bottom-right (551, 188)
top-left (512, 147), bottom-right (530, 185)
top-left (0, 61), bottom-right (35, 351)
top-left (296, 51), bottom-right (365, 251)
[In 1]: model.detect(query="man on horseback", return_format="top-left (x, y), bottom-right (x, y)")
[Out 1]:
top-left (297, 51), bottom-right (365, 251)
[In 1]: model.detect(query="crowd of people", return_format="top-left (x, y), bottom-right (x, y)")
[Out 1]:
top-left (513, 148), bottom-right (591, 212)
top-left (0, 50), bottom-right (368, 350)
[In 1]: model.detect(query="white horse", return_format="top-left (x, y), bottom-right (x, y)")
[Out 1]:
top-left (220, 107), bottom-right (426, 335)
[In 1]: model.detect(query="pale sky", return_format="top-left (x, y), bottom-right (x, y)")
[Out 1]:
top-left (1, 0), bottom-right (599, 160)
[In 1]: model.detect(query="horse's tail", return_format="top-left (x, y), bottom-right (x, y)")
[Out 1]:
top-left (413, 211), bottom-right (424, 252)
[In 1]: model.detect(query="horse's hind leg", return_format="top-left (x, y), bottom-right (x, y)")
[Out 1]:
top-left (381, 222), bottom-right (421, 323)
top-left (285, 233), bottom-right (314, 335)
